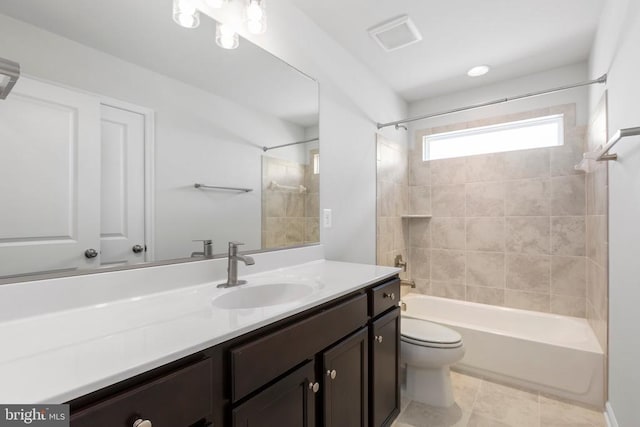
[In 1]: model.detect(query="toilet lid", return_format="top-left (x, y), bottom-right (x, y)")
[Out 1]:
top-left (401, 318), bottom-right (462, 346)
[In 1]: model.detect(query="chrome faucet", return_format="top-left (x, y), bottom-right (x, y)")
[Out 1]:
top-left (394, 254), bottom-right (407, 272)
top-left (191, 240), bottom-right (214, 258)
top-left (218, 241), bottom-right (255, 288)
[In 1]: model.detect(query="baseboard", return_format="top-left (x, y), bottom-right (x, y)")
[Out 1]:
top-left (605, 402), bottom-right (619, 427)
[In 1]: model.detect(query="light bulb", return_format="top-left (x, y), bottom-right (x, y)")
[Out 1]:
top-left (177, 13), bottom-right (197, 28)
top-left (173, 0), bottom-right (200, 29)
top-left (246, 2), bottom-right (263, 20)
top-left (245, 0), bottom-right (267, 34)
top-left (216, 23), bottom-right (240, 49)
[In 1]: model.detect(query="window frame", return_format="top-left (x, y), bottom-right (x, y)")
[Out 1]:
top-left (422, 113), bottom-right (564, 161)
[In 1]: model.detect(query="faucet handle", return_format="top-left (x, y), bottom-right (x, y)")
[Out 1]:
top-left (228, 241), bottom-right (245, 256)
top-left (193, 239), bottom-right (212, 244)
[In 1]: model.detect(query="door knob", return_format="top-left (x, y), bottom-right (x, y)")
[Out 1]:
top-left (133, 419), bottom-right (152, 427)
top-left (132, 244), bottom-right (144, 254)
top-left (308, 381), bottom-right (320, 393)
top-left (84, 248), bottom-right (98, 259)
top-left (375, 335), bottom-right (383, 343)
top-left (383, 292), bottom-right (395, 300)
top-left (326, 369), bottom-right (337, 380)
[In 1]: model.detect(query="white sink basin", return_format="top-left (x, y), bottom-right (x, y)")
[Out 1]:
top-left (212, 282), bottom-right (315, 309)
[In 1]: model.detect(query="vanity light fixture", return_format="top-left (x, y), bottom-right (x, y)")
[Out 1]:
top-left (173, 0), bottom-right (201, 29)
top-left (216, 23), bottom-right (240, 49)
top-left (0, 57), bottom-right (20, 100)
top-left (245, 0), bottom-right (267, 35)
top-left (467, 65), bottom-right (490, 77)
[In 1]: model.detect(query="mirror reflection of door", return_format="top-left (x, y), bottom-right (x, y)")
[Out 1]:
top-left (0, 78), bottom-right (149, 277)
top-left (99, 104), bottom-right (146, 267)
top-left (0, 77), bottom-right (101, 277)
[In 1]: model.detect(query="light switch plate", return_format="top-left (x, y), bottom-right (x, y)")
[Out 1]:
top-left (323, 209), bottom-right (332, 228)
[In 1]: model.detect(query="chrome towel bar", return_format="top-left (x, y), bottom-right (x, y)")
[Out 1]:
top-left (194, 183), bottom-right (253, 192)
top-left (575, 127), bottom-right (640, 171)
top-left (268, 181), bottom-right (308, 193)
top-left (596, 127), bottom-right (640, 161)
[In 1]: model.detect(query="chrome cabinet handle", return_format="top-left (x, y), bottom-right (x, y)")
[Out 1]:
top-left (84, 248), bottom-right (98, 259)
top-left (375, 335), bottom-right (383, 343)
top-left (383, 292), bottom-right (395, 300)
top-left (326, 369), bottom-right (337, 380)
top-left (308, 381), bottom-right (320, 393)
top-left (132, 244), bottom-right (144, 254)
top-left (133, 419), bottom-right (152, 427)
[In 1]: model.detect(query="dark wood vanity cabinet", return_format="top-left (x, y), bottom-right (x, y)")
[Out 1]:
top-left (370, 307), bottom-right (401, 427)
top-left (68, 275), bottom-right (401, 427)
top-left (229, 294), bottom-right (368, 403)
top-left (232, 361), bottom-right (317, 427)
top-left (70, 359), bottom-right (213, 427)
top-left (322, 327), bottom-right (369, 427)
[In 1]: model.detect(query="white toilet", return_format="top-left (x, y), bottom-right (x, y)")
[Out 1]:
top-left (401, 317), bottom-right (465, 407)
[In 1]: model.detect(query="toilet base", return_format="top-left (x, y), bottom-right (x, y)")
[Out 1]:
top-left (405, 364), bottom-right (455, 407)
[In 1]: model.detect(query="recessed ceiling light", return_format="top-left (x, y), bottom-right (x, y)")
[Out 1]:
top-left (467, 65), bottom-right (490, 77)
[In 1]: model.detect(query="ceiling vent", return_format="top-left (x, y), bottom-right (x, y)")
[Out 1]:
top-left (368, 15), bottom-right (422, 52)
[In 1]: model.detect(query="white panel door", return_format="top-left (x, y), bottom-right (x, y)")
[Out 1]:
top-left (99, 105), bottom-right (146, 266)
top-left (0, 78), bottom-right (101, 277)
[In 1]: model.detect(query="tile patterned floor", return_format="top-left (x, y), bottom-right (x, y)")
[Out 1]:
top-left (392, 371), bottom-right (606, 427)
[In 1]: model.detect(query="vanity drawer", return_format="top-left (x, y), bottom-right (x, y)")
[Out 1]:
top-left (230, 293), bottom-right (368, 402)
top-left (71, 359), bottom-right (213, 427)
top-left (369, 278), bottom-right (400, 318)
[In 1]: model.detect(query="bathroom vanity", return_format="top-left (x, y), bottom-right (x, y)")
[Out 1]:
top-left (69, 276), bottom-right (400, 426)
top-left (0, 249), bottom-right (400, 427)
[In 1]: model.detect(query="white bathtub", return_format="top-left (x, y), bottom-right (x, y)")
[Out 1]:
top-left (402, 294), bottom-right (604, 407)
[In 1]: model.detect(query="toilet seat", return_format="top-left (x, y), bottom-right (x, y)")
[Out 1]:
top-left (401, 318), bottom-right (463, 349)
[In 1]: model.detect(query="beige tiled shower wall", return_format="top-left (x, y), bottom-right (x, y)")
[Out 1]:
top-left (376, 135), bottom-right (411, 284)
top-left (303, 149), bottom-right (320, 244)
top-left (406, 104), bottom-right (590, 316)
top-left (586, 96), bottom-right (609, 353)
top-left (262, 154), bottom-right (319, 249)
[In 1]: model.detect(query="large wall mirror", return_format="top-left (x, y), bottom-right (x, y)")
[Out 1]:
top-left (0, 0), bottom-right (319, 281)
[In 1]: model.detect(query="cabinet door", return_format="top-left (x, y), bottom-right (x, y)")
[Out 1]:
top-left (232, 361), bottom-right (317, 427)
top-left (322, 327), bottom-right (368, 427)
top-left (370, 308), bottom-right (400, 427)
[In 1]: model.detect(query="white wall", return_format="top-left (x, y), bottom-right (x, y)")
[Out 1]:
top-left (407, 62), bottom-right (590, 148)
top-left (195, 0), bottom-right (408, 264)
top-left (0, 14), bottom-right (307, 260)
top-left (589, 0), bottom-right (640, 425)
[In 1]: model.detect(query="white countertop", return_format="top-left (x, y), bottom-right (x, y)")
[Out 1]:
top-left (0, 254), bottom-right (399, 404)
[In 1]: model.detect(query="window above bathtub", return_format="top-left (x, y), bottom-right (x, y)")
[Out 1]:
top-left (422, 114), bottom-right (564, 161)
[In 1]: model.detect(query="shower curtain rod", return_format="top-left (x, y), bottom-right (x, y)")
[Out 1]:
top-left (377, 74), bottom-right (608, 130)
top-left (262, 137), bottom-right (319, 152)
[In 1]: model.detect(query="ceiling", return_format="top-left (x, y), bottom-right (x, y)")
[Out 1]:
top-left (291, 0), bottom-right (605, 102)
top-left (0, 0), bottom-right (318, 127)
